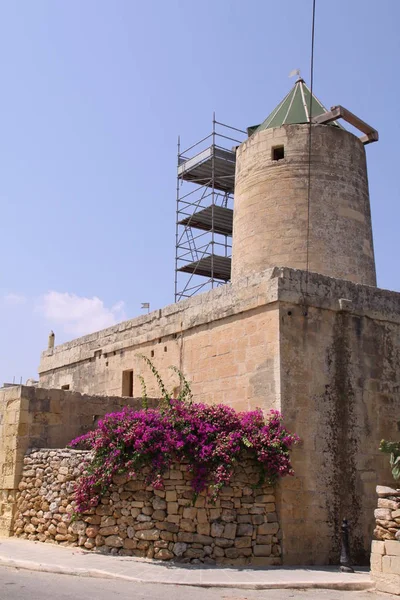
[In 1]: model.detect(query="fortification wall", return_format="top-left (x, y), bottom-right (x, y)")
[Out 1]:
top-left (39, 267), bottom-right (400, 410)
top-left (0, 386), bottom-right (157, 536)
top-left (278, 275), bottom-right (400, 564)
top-left (38, 268), bottom-right (283, 412)
top-left (13, 448), bottom-right (281, 566)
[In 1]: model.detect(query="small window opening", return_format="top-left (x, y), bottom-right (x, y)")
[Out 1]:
top-left (61, 384), bottom-right (70, 391)
top-left (272, 145), bottom-right (284, 161)
top-left (150, 350), bottom-right (154, 358)
top-left (122, 369), bottom-right (134, 397)
top-left (164, 346), bottom-right (167, 353)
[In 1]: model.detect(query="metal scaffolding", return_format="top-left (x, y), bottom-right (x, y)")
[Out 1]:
top-left (175, 115), bottom-right (246, 302)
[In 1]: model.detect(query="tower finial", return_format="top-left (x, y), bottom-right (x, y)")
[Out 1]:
top-left (48, 330), bottom-right (55, 350)
top-left (289, 68), bottom-right (302, 81)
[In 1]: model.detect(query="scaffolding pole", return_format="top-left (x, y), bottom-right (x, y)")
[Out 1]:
top-left (175, 116), bottom-right (246, 302)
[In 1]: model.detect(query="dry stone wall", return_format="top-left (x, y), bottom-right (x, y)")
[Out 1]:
top-left (370, 485), bottom-right (400, 595)
top-left (13, 449), bottom-right (281, 566)
top-left (0, 384), bottom-right (157, 536)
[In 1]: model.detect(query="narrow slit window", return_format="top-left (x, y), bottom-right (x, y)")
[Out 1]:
top-left (272, 145), bottom-right (284, 161)
top-left (122, 369), bottom-right (134, 397)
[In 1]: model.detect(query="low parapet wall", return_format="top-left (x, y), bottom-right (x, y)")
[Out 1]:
top-left (370, 485), bottom-right (400, 595)
top-left (13, 448), bottom-right (281, 566)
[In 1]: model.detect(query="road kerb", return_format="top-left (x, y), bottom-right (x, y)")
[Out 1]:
top-left (0, 555), bottom-right (374, 591)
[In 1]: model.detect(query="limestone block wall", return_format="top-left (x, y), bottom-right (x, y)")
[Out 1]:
top-left (231, 124), bottom-right (376, 286)
top-left (279, 298), bottom-right (400, 565)
top-left (38, 268), bottom-right (283, 411)
top-left (13, 449), bottom-right (281, 566)
top-left (0, 385), bottom-right (157, 536)
top-left (370, 486), bottom-right (400, 595)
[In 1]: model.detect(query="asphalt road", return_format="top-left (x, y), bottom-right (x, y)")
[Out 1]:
top-left (0, 567), bottom-right (396, 600)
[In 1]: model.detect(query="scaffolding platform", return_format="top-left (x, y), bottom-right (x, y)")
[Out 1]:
top-left (178, 145), bottom-right (236, 193)
top-left (175, 117), bottom-right (246, 301)
top-left (178, 255), bottom-right (231, 281)
top-left (178, 205), bottom-right (233, 236)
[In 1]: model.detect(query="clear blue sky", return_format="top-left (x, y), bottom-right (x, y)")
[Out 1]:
top-left (1, 0), bottom-right (399, 384)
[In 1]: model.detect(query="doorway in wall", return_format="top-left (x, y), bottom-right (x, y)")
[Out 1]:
top-left (122, 369), bottom-right (134, 396)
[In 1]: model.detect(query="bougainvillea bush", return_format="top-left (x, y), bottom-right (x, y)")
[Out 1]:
top-left (70, 400), bottom-right (298, 513)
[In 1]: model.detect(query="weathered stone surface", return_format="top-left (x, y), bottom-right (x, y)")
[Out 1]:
top-left (221, 509), bottom-right (236, 523)
top-left (182, 507), bottom-right (197, 520)
top-left (258, 522), bottom-right (279, 535)
top-left (85, 526), bottom-right (99, 538)
top-left (374, 526), bottom-right (396, 541)
top-left (253, 544), bottom-right (272, 557)
top-left (211, 522), bottom-right (224, 538)
top-left (215, 538), bottom-right (234, 548)
top-left (235, 536), bottom-right (252, 548)
top-left (377, 486), bottom-right (399, 498)
top-left (155, 549), bottom-right (174, 560)
top-left (84, 515), bottom-right (101, 525)
top-left (193, 534), bottom-right (212, 545)
top-left (197, 523), bottom-right (211, 536)
top-left (223, 523), bottom-right (237, 539)
top-left (180, 519), bottom-right (196, 533)
top-left (153, 521), bottom-right (177, 533)
top-left (137, 514), bottom-right (151, 522)
top-left (104, 535), bottom-right (124, 548)
top-left (69, 521), bottom-right (86, 535)
top-left (173, 542), bottom-right (187, 556)
top-left (378, 498), bottom-right (400, 510)
top-left (152, 497), bottom-right (167, 511)
top-left (98, 526), bottom-right (119, 536)
top-left (225, 548), bottom-right (240, 559)
top-left (135, 529), bottom-right (160, 541)
top-left (237, 523), bottom-right (253, 536)
top-left (385, 541), bottom-right (400, 557)
top-left (375, 509), bottom-right (393, 521)
top-left (175, 532), bottom-right (192, 543)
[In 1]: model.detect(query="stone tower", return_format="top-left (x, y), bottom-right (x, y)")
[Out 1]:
top-left (231, 78), bottom-right (377, 287)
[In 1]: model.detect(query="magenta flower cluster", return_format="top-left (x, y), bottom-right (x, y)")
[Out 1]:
top-left (69, 401), bottom-right (299, 513)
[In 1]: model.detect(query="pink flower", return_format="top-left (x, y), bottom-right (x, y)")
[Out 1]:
top-left (69, 402), bottom-right (298, 512)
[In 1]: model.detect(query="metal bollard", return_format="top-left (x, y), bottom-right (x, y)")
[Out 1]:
top-left (340, 518), bottom-right (354, 573)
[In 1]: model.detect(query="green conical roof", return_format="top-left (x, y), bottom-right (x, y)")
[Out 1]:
top-left (250, 78), bottom-right (341, 135)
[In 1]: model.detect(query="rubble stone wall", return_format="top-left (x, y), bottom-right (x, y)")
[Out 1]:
top-left (13, 448), bottom-right (281, 566)
top-left (0, 385), bottom-right (157, 536)
top-left (370, 485), bottom-right (400, 595)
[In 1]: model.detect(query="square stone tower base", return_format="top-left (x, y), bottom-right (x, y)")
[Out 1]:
top-left (38, 267), bottom-right (400, 565)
